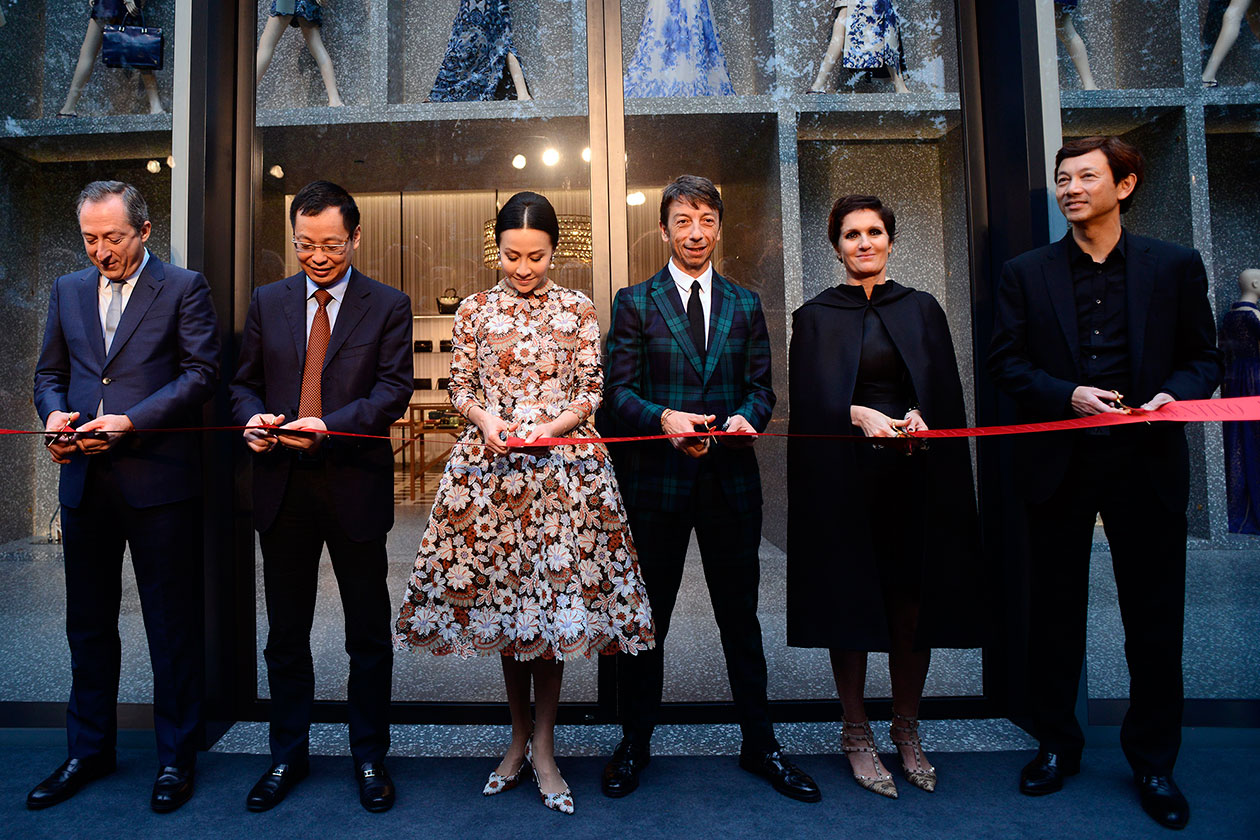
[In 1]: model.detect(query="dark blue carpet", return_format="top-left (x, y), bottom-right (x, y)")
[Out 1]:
top-left (1, 745), bottom-right (1257, 839)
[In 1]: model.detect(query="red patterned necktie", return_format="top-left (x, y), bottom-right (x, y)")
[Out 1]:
top-left (298, 289), bottom-right (333, 418)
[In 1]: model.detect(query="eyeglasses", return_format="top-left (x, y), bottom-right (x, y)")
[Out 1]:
top-left (292, 238), bottom-right (351, 255)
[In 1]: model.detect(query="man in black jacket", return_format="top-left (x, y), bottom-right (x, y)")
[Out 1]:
top-left (988, 136), bottom-right (1220, 831)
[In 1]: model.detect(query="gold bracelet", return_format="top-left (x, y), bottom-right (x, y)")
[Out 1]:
top-left (660, 408), bottom-right (673, 432)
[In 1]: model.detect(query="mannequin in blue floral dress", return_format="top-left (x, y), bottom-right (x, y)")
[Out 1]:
top-left (1222, 270), bottom-right (1260, 534)
top-left (623, 0), bottom-right (735, 97)
top-left (809, 0), bottom-right (908, 93)
top-left (256, 0), bottom-right (344, 106)
top-left (430, 0), bottom-right (532, 101)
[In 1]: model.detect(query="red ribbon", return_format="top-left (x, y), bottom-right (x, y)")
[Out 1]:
top-left (12, 396), bottom-right (1260, 447)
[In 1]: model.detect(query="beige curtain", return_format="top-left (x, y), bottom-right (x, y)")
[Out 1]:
top-left (403, 190), bottom-right (500, 315)
top-left (283, 192), bottom-right (402, 291)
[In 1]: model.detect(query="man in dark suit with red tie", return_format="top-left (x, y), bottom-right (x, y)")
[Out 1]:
top-left (231, 180), bottom-right (412, 813)
top-left (600, 175), bottom-right (819, 803)
top-left (30, 180), bottom-right (220, 813)
top-left (988, 137), bottom-right (1220, 830)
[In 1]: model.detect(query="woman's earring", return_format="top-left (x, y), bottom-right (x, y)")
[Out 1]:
top-left (550, 262), bottom-right (556, 269)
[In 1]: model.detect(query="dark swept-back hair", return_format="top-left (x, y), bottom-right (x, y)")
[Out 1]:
top-left (659, 174), bottom-right (724, 227)
top-left (76, 180), bottom-right (149, 232)
top-left (494, 191), bottom-right (560, 248)
top-left (289, 180), bottom-right (361, 233)
top-left (827, 194), bottom-right (896, 249)
top-left (1055, 135), bottom-right (1144, 213)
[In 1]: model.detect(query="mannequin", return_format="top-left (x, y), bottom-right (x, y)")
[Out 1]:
top-left (623, 0), bottom-right (734, 97)
top-left (1054, 0), bottom-right (1098, 90)
top-left (430, 0), bottom-right (531, 102)
top-left (59, 1), bottom-right (164, 117)
top-left (256, 0), bottom-right (344, 107)
top-left (1222, 268), bottom-right (1260, 534)
top-left (1202, 0), bottom-right (1260, 87)
top-left (808, 1), bottom-right (909, 94)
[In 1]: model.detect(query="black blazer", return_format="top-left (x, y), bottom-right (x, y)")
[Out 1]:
top-left (987, 232), bottom-right (1221, 507)
top-left (230, 269), bottom-right (413, 540)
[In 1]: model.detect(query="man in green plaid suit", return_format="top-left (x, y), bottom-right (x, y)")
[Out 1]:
top-left (599, 176), bottom-right (820, 803)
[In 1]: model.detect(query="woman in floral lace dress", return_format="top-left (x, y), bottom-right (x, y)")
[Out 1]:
top-left (394, 192), bottom-right (654, 814)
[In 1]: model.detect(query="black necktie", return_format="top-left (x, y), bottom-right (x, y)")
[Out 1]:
top-left (687, 280), bottom-right (706, 359)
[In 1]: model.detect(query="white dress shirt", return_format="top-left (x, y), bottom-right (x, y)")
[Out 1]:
top-left (668, 258), bottom-right (712, 349)
top-left (305, 266), bottom-right (352, 343)
top-left (97, 248), bottom-right (150, 333)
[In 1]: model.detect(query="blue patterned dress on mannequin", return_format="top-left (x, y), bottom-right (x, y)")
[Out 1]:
top-left (90, 0), bottom-right (130, 23)
top-left (430, 0), bottom-right (527, 101)
top-left (839, 0), bottom-right (905, 72)
top-left (1221, 301), bottom-right (1260, 534)
top-left (623, 0), bottom-right (735, 97)
top-left (270, 0), bottom-right (324, 28)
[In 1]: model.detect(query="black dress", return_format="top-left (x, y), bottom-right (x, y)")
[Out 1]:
top-left (786, 281), bottom-right (982, 651)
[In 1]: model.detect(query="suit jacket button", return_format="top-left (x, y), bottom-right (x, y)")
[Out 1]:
top-left (102, 377), bottom-right (112, 385)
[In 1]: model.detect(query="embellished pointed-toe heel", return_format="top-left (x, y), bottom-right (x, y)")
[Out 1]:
top-left (890, 714), bottom-right (937, 793)
top-left (841, 719), bottom-right (898, 799)
top-left (484, 732), bottom-right (533, 795)
top-left (482, 759), bottom-right (529, 796)
top-left (526, 740), bottom-right (574, 814)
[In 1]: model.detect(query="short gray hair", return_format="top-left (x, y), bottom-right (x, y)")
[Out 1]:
top-left (76, 180), bottom-right (150, 233)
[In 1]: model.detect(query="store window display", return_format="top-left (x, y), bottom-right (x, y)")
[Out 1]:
top-left (429, 0), bottom-right (531, 101)
top-left (256, 0), bottom-right (344, 107)
top-left (1054, 0), bottom-right (1098, 91)
top-left (59, 0), bottom-right (164, 117)
top-left (808, 0), bottom-right (908, 94)
top-left (1222, 268), bottom-right (1260, 535)
top-left (623, 0), bottom-right (734, 97)
top-left (1202, 0), bottom-right (1260, 87)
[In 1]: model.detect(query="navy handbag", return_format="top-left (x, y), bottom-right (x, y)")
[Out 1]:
top-left (102, 11), bottom-right (164, 72)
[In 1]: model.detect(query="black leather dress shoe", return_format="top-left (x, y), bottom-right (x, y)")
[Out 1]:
top-left (738, 748), bottom-right (822, 803)
top-left (1136, 774), bottom-right (1189, 830)
top-left (26, 756), bottom-right (116, 810)
top-left (1019, 750), bottom-right (1081, 796)
top-left (357, 761), bottom-right (395, 812)
top-left (246, 762), bottom-right (308, 812)
top-left (151, 765), bottom-right (194, 813)
top-left (601, 739), bottom-right (650, 798)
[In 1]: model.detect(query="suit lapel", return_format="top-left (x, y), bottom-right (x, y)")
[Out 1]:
top-left (104, 257), bottom-right (163, 366)
top-left (1125, 237), bottom-right (1154, 381)
top-left (282, 273), bottom-right (308, 370)
top-left (1042, 240), bottom-right (1080, 373)
top-left (322, 268), bottom-right (369, 370)
top-left (649, 266), bottom-right (706, 377)
top-left (703, 274), bottom-right (734, 385)
top-left (77, 271), bottom-right (106, 365)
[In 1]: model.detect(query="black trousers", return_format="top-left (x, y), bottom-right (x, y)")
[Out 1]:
top-left (60, 457), bottom-right (204, 769)
top-left (619, 465), bottom-right (776, 752)
top-left (258, 462), bottom-right (393, 766)
top-left (1025, 434), bottom-right (1186, 776)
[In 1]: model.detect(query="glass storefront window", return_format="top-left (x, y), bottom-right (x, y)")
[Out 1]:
top-left (1039, 0), bottom-right (1260, 712)
top-left (0, 0), bottom-right (178, 705)
top-left (249, 1), bottom-right (599, 705)
top-left (615, 1), bottom-right (982, 707)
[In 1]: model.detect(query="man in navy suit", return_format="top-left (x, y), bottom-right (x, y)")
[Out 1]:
top-left (231, 180), bottom-right (412, 813)
top-left (989, 137), bottom-right (1220, 830)
top-left (30, 181), bottom-right (220, 813)
top-left (600, 175), bottom-right (819, 803)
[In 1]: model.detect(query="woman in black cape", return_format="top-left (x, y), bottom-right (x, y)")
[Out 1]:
top-left (787, 195), bottom-right (982, 799)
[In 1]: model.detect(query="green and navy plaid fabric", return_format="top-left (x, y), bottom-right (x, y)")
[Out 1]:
top-left (603, 267), bottom-right (775, 513)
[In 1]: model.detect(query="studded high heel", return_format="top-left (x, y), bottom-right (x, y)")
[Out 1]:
top-left (841, 719), bottom-right (897, 799)
top-left (890, 714), bottom-right (937, 793)
top-left (526, 740), bottom-right (573, 814)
